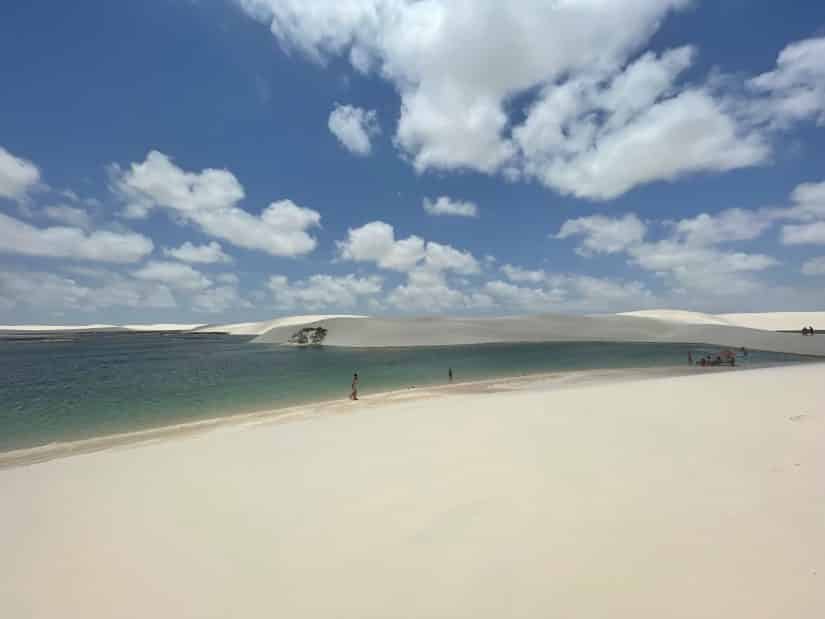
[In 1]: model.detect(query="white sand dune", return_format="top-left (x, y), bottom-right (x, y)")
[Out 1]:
top-left (0, 324), bottom-right (119, 331)
top-left (2, 311), bottom-right (823, 356)
top-left (0, 324), bottom-right (203, 332)
top-left (252, 314), bottom-right (825, 357)
top-left (618, 309), bottom-right (735, 326)
top-left (1, 364), bottom-right (823, 618)
top-left (192, 314), bottom-right (367, 335)
top-left (620, 309), bottom-right (825, 331)
top-left (123, 323), bottom-right (207, 331)
top-left (0, 324), bottom-right (204, 333)
top-left (718, 312), bottom-right (825, 331)
top-left (240, 309), bottom-right (821, 337)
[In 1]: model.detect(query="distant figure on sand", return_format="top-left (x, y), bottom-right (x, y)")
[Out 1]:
top-left (688, 352), bottom-right (693, 365)
top-left (350, 373), bottom-right (359, 400)
top-left (449, 368), bottom-right (453, 382)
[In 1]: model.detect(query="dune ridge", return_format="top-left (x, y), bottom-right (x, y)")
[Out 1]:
top-left (123, 323), bottom-right (207, 331)
top-left (190, 314), bottom-right (366, 335)
top-left (619, 309), bottom-right (825, 330)
top-left (2, 311), bottom-right (824, 357)
top-left (0, 324), bottom-right (120, 332)
top-left (251, 314), bottom-right (825, 357)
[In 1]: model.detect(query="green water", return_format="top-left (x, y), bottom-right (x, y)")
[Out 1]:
top-left (0, 332), bottom-right (811, 452)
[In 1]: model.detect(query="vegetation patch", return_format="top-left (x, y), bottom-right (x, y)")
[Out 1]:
top-left (288, 326), bottom-right (328, 345)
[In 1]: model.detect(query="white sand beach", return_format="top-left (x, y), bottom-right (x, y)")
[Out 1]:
top-left (2, 363), bottom-right (823, 618)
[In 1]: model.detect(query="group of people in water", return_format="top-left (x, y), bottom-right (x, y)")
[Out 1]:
top-left (688, 348), bottom-right (744, 367)
top-left (349, 340), bottom-right (778, 397)
top-left (801, 326), bottom-right (817, 336)
top-left (349, 342), bottom-right (763, 397)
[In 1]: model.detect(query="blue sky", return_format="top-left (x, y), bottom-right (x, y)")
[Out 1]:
top-left (1, 0), bottom-right (824, 324)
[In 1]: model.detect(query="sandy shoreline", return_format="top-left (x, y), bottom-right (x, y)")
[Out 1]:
top-left (2, 363), bottom-right (823, 618)
top-left (0, 364), bottom-right (700, 469)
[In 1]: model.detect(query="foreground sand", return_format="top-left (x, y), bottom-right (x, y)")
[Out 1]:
top-left (2, 365), bottom-right (823, 618)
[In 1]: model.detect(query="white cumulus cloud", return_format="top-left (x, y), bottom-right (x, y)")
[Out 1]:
top-left (328, 104), bottom-right (380, 155)
top-left (514, 49), bottom-right (768, 199)
top-left (236, 1), bottom-right (782, 199)
top-left (216, 273), bottom-right (240, 285)
top-left (133, 260), bottom-right (213, 291)
top-left (784, 181), bottom-right (825, 221)
top-left (163, 241), bottom-right (232, 264)
top-left (500, 264), bottom-right (547, 284)
top-left (43, 205), bottom-right (93, 230)
top-left (336, 220), bottom-right (484, 312)
top-left (801, 256), bottom-right (825, 276)
top-left (336, 221), bottom-right (425, 271)
top-left (113, 150), bottom-right (320, 256)
top-left (781, 222), bottom-right (825, 245)
top-left (337, 220), bottom-right (479, 274)
top-left (269, 273), bottom-right (383, 310)
top-left (773, 179), bottom-right (825, 245)
top-left (483, 280), bottom-right (562, 311)
top-left (670, 209), bottom-right (772, 245)
top-left (0, 268), bottom-right (176, 313)
top-left (484, 274), bottom-right (653, 313)
top-left (0, 146), bottom-right (40, 201)
top-left (422, 196), bottom-right (478, 218)
top-left (556, 213), bottom-right (647, 255)
top-left (0, 212), bottom-right (153, 263)
top-left (192, 284), bottom-right (250, 313)
top-left (387, 273), bottom-right (488, 313)
top-left (555, 210), bottom-right (780, 298)
top-left (749, 35), bottom-right (825, 127)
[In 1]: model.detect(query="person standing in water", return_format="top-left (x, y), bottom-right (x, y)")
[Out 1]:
top-left (448, 368), bottom-right (453, 382)
top-left (350, 372), bottom-right (359, 400)
top-left (688, 352), bottom-right (693, 365)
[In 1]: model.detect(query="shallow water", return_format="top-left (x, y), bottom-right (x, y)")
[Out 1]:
top-left (0, 332), bottom-right (812, 451)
